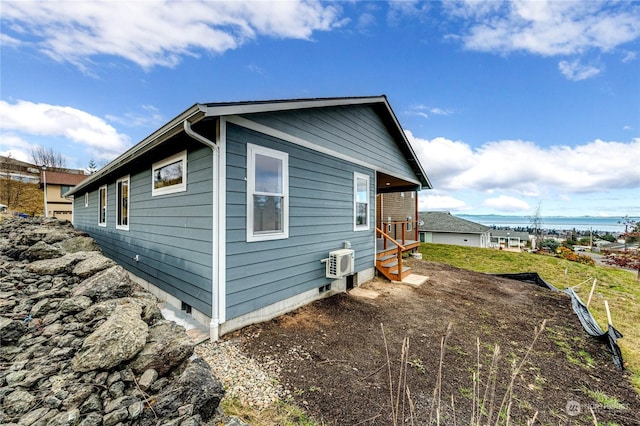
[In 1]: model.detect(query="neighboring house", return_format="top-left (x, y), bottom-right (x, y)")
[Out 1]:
top-left (489, 229), bottom-right (531, 251)
top-left (0, 155), bottom-right (40, 183)
top-left (418, 211), bottom-right (491, 248)
top-left (41, 170), bottom-right (88, 220)
top-left (376, 191), bottom-right (418, 242)
top-left (67, 96), bottom-right (431, 340)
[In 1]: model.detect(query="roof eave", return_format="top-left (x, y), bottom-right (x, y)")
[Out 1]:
top-left (67, 105), bottom-right (206, 196)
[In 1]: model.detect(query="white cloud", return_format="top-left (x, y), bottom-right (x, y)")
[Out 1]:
top-left (558, 59), bottom-right (603, 81)
top-left (483, 195), bottom-right (530, 212)
top-left (105, 105), bottom-right (164, 129)
top-left (0, 0), bottom-right (344, 70)
top-left (407, 132), bottom-right (640, 197)
top-left (445, 0), bottom-right (640, 80)
top-left (0, 100), bottom-right (131, 162)
top-left (419, 194), bottom-right (469, 212)
top-left (409, 105), bottom-right (453, 120)
top-left (622, 50), bottom-right (637, 63)
top-left (449, 1), bottom-right (640, 56)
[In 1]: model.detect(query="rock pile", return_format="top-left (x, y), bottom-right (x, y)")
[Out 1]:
top-left (0, 217), bottom-right (226, 425)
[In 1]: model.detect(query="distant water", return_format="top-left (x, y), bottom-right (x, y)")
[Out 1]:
top-left (456, 214), bottom-right (639, 233)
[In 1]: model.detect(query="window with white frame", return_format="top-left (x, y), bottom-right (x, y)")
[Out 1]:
top-left (247, 144), bottom-right (288, 241)
top-left (152, 151), bottom-right (187, 196)
top-left (84, 192), bottom-right (89, 207)
top-left (354, 172), bottom-right (370, 231)
top-left (98, 185), bottom-right (107, 226)
top-left (116, 176), bottom-right (129, 230)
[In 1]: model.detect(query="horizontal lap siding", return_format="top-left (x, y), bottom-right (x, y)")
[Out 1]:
top-left (247, 105), bottom-right (416, 180)
top-left (72, 146), bottom-right (214, 314)
top-left (226, 123), bottom-right (375, 320)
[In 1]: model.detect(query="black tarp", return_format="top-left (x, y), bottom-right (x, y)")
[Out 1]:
top-left (494, 272), bottom-right (624, 370)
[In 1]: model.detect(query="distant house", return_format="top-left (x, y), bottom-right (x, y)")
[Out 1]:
top-left (0, 155), bottom-right (40, 183)
top-left (418, 211), bottom-right (490, 248)
top-left (67, 96), bottom-right (432, 340)
top-left (41, 170), bottom-right (88, 220)
top-left (489, 229), bottom-right (531, 251)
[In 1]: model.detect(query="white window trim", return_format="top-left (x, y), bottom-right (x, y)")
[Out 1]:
top-left (116, 175), bottom-right (130, 231)
top-left (98, 185), bottom-right (107, 227)
top-left (246, 143), bottom-right (289, 242)
top-left (152, 150), bottom-right (187, 196)
top-left (354, 172), bottom-right (370, 231)
top-left (84, 192), bottom-right (89, 207)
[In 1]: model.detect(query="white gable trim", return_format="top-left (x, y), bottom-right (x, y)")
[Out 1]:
top-left (225, 115), bottom-right (421, 188)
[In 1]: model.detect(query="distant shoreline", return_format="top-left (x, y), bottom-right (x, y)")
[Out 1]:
top-left (455, 214), bottom-right (639, 234)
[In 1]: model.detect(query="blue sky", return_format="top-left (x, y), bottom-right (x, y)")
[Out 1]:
top-left (1, 0), bottom-right (639, 217)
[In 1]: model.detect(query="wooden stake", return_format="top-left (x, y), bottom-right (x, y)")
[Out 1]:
top-left (586, 278), bottom-right (597, 308)
top-left (605, 300), bottom-right (613, 326)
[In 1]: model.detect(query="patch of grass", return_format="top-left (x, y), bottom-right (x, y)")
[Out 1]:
top-left (419, 243), bottom-right (640, 392)
top-left (221, 397), bottom-right (319, 426)
top-left (581, 386), bottom-right (627, 410)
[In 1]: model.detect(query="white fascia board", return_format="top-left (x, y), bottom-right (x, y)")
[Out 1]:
top-left (202, 96), bottom-right (386, 117)
top-left (67, 105), bottom-right (206, 196)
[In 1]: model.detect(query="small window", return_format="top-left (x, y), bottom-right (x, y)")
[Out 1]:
top-left (84, 192), bottom-right (89, 207)
top-left (354, 172), bottom-right (370, 231)
top-left (247, 144), bottom-right (288, 242)
top-left (152, 151), bottom-right (187, 196)
top-left (116, 175), bottom-right (129, 230)
top-left (98, 185), bottom-right (107, 226)
top-left (60, 185), bottom-right (72, 196)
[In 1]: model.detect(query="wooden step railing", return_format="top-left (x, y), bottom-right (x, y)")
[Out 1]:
top-left (380, 220), bottom-right (419, 246)
top-left (376, 227), bottom-right (411, 281)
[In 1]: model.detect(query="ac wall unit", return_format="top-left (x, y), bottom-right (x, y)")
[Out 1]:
top-left (326, 249), bottom-right (355, 279)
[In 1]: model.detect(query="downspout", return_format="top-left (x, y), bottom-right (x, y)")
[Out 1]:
top-left (183, 119), bottom-right (220, 341)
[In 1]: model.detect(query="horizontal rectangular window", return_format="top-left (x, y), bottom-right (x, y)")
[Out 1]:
top-left (152, 150), bottom-right (187, 196)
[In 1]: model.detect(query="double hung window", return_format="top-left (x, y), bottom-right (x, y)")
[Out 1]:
top-left (247, 144), bottom-right (288, 241)
top-left (98, 185), bottom-right (107, 226)
top-left (116, 176), bottom-right (129, 230)
top-left (354, 172), bottom-right (370, 231)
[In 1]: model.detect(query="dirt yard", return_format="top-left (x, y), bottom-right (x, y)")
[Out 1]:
top-left (230, 258), bottom-right (640, 425)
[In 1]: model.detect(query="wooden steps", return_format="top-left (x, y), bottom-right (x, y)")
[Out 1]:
top-left (376, 247), bottom-right (412, 282)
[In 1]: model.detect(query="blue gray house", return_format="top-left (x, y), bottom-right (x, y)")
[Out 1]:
top-left (67, 96), bottom-right (431, 339)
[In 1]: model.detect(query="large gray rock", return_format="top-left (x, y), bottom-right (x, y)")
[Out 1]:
top-left (0, 316), bottom-right (26, 344)
top-left (71, 303), bottom-right (148, 372)
top-left (55, 236), bottom-right (100, 254)
top-left (75, 296), bottom-right (162, 326)
top-left (23, 241), bottom-right (64, 261)
top-left (72, 266), bottom-right (133, 302)
top-left (72, 252), bottom-right (116, 278)
top-left (3, 389), bottom-right (36, 417)
top-left (146, 356), bottom-right (224, 423)
top-left (59, 296), bottom-right (93, 314)
top-left (129, 320), bottom-right (194, 376)
top-left (26, 252), bottom-right (88, 275)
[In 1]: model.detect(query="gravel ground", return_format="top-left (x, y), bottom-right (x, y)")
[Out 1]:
top-left (195, 338), bottom-right (286, 409)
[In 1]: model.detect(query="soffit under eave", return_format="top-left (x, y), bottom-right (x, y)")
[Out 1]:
top-left (67, 106), bottom-right (206, 196)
